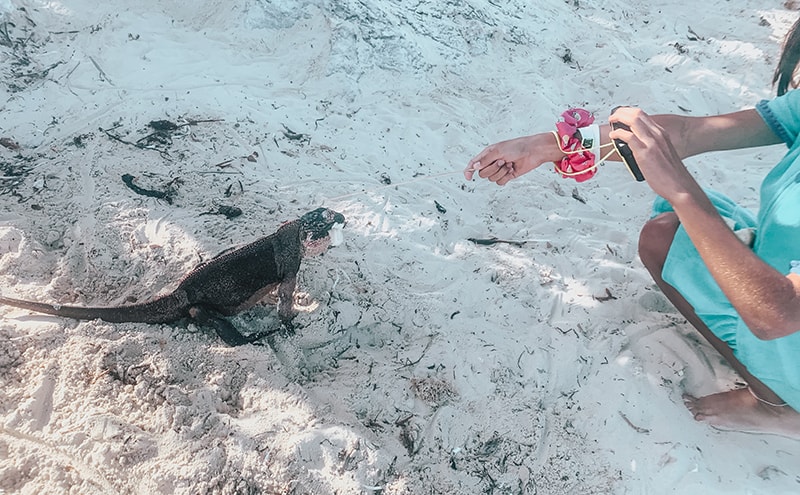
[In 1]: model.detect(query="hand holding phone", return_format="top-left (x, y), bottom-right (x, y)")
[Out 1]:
top-left (610, 110), bottom-right (645, 182)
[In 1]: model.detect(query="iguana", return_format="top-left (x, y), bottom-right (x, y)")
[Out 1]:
top-left (0, 207), bottom-right (345, 346)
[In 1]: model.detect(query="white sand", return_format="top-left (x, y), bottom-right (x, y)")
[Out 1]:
top-left (1, 0), bottom-right (799, 493)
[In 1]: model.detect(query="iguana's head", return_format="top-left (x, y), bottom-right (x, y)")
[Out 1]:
top-left (299, 207), bottom-right (346, 256)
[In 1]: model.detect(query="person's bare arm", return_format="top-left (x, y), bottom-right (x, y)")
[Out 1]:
top-left (466, 108), bottom-right (783, 186)
top-left (602, 109), bottom-right (783, 159)
top-left (668, 191), bottom-right (800, 340)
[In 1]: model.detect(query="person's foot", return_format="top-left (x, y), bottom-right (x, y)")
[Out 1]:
top-left (683, 388), bottom-right (800, 439)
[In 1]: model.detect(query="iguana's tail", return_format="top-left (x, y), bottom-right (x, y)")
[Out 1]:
top-left (0, 293), bottom-right (188, 324)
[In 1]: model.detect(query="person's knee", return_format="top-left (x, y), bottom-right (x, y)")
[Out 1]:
top-left (638, 212), bottom-right (679, 268)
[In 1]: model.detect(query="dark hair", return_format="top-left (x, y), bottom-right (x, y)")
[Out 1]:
top-left (774, 17), bottom-right (800, 96)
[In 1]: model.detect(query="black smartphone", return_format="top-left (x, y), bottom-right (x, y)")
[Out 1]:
top-left (610, 113), bottom-right (645, 182)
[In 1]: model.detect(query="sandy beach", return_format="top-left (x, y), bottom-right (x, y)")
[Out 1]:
top-left (1, 0), bottom-right (800, 493)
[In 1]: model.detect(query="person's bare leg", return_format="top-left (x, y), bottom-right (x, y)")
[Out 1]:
top-left (639, 212), bottom-right (800, 438)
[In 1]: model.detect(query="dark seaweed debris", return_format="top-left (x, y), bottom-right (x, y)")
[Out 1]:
top-left (467, 237), bottom-right (526, 248)
top-left (121, 173), bottom-right (177, 204)
top-left (200, 205), bottom-right (243, 220)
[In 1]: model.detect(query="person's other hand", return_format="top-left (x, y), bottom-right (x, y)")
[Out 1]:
top-left (609, 107), bottom-right (694, 200)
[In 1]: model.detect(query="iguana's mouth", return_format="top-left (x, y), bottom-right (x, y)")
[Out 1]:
top-left (303, 221), bottom-right (344, 256)
top-left (329, 223), bottom-right (344, 247)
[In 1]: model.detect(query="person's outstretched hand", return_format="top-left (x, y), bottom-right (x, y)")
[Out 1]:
top-left (464, 133), bottom-right (559, 186)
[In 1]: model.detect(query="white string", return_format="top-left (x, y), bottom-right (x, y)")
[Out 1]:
top-left (552, 131), bottom-right (618, 177)
top-left (324, 130), bottom-right (616, 201)
top-left (325, 169), bottom-right (464, 202)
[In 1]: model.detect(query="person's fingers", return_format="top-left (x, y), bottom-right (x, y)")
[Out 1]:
top-left (496, 170), bottom-right (516, 186)
top-left (465, 152), bottom-right (487, 181)
top-left (608, 105), bottom-right (642, 125)
top-left (465, 145), bottom-right (501, 178)
top-left (477, 161), bottom-right (502, 179)
top-left (465, 159), bottom-right (499, 181)
top-left (466, 136), bottom-right (533, 184)
top-left (488, 162), bottom-right (517, 184)
top-left (610, 107), bottom-right (663, 142)
top-left (610, 110), bottom-right (672, 165)
top-left (463, 161), bottom-right (480, 180)
top-left (486, 167), bottom-right (505, 182)
top-left (608, 126), bottom-right (634, 143)
top-left (486, 163), bottom-right (511, 183)
top-left (609, 108), bottom-right (657, 155)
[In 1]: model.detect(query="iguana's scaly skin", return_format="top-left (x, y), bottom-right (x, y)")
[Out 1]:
top-left (0, 208), bottom-right (345, 346)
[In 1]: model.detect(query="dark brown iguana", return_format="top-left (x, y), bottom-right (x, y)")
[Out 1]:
top-left (0, 207), bottom-right (345, 346)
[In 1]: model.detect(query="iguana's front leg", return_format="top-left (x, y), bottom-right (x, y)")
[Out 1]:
top-left (276, 276), bottom-right (298, 332)
top-left (189, 306), bottom-right (277, 346)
